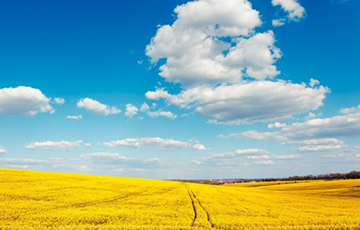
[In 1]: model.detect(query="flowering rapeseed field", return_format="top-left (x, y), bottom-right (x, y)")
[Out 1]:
top-left (1, 169), bottom-right (359, 229)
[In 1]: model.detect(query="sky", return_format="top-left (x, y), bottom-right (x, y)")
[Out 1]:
top-left (0, 0), bottom-right (359, 179)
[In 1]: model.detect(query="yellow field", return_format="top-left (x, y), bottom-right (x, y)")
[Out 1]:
top-left (1, 169), bottom-right (360, 229)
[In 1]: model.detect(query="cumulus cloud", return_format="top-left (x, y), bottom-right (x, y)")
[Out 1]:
top-left (104, 137), bottom-right (202, 151)
top-left (230, 105), bottom-right (360, 140)
top-left (147, 110), bottom-right (177, 119)
top-left (146, 0), bottom-right (288, 87)
top-left (272, 19), bottom-right (285, 27)
top-left (340, 105), bottom-right (360, 115)
top-left (0, 147), bottom-right (7, 154)
top-left (26, 140), bottom-right (83, 151)
top-left (145, 0), bottom-right (326, 125)
top-left (140, 102), bottom-right (150, 112)
top-left (0, 86), bottom-right (53, 116)
top-left (140, 137), bottom-right (190, 150)
top-left (104, 138), bottom-right (141, 148)
top-left (147, 81), bottom-right (329, 124)
top-left (272, 0), bottom-right (306, 21)
top-left (66, 115), bottom-right (83, 120)
top-left (309, 78), bottom-right (320, 88)
top-left (79, 165), bottom-right (90, 171)
top-left (268, 122), bottom-right (286, 129)
top-left (145, 88), bottom-right (171, 100)
top-left (223, 105), bottom-right (360, 152)
top-left (125, 104), bottom-right (139, 118)
top-left (54, 97), bottom-right (65, 105)
top-left (77, 98), bottom-right (120, 116)
top-left (147, 29), bottom-right (281, 86)
top-left (280, 106), bottom-right (360, 139)
top-left (193, 143), bottom-right (208, 150)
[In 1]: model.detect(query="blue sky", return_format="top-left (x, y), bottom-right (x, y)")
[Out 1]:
top-left (0, 0), bottom-right (359, 179)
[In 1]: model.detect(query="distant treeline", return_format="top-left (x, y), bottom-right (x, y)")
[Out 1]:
top-left (289, 171), bottom-right (360, 181)
top-left (172, 171), bottom-right (360, 185)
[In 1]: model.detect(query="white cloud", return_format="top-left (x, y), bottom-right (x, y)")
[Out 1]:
top-left (147, 110), bottom-right (177, 119)
top-left (5, 165), bottom-right (31, 169)
top-left (104, 138), bottom-right (141, 148)
top-left (54, 97), bottom-right (65, 105)
top-left (207, 148), bottom-right (269, 159)
top-left (147, 81), bottom-right (329, 124)
top-left (255, 160), bottom-right (274, 165)
top-left (0, 86), bottom-right (53, 116)
top-left (79, 165), bottom-right (90, 171)
top-left (193, 143), bottom-right (208, 150)
top-left (81, 152), bottom-right (131, 161)
top-left (104, 137), bottom-right (194, 151)
top-left (81, 152), bottom-right (162, 166)
top-left (77, 98), bottom-right (120, 116)
top-left (357, 154), bottom-right (360, 158)
top-left (272, 0), bottom-right (305, 20)
top-left (125, 104), bottom-right (139, 118)
top-left (268, 122), bottom-right (286, 129)
top-left (235, 105), bottom-right (360, 140)
top-left (66, 115), bottom-right (83, 120)
top-left (280, 106), bottom-right (360, 139)
top-left (286, 138), bottom-right (344, 146)
top-left (26, 140), bottom-right (83, 151)
top-left (140, 102), bottom-right (150, 112)
top-left (193, 148), bottom-right (275, 166)
top-left (190, 160), bottom-right (204, 165)
top-left (218, 131), bottom-right (284, 141)
top-left (224, 105), bottom-right (360, 153)
top-left (141, 137), bottom-right (190, 150)
top-left (246, 154), bottom-right (270, 160)
top-left (145, 0), bottom-right (327, 125)
top-left (340, 105), bottom-right (360, 114)
top-left (84, 143), bottom-right (92, 147)
top-left (323, 153), bottom-right (350, 159)
top-left (0, 147), bottom-right (7, 154)
top-left (234, 149), bottom-right (269, 155)
top-left (297, 145), bottom-right (344, 152)
top-left (145, 88), bottom-right (171, 101)
top-left (305, 112), bottom-right (317, 120)
top-left (272, 19), bottom-right (285, 27)
top-left (146, 0), bottom-right (285, 87)
top-left (309, 78), bottom-right (320, 87)
top-left (0, 158), bottom-right (48, 164)
top-left (274, 155), bottom-right (301, 159)
top-left (147, 30), bottom-right (281, 86)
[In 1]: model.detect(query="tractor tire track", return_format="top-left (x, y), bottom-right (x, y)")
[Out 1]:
top-left (57, 183), bottom-right (164, 209)
top-left (185, 184), bottom-right (197, 226)
top-left (186, 184), bottom-right (214, 228)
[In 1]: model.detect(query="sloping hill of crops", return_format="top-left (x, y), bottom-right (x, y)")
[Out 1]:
top-left (1, 169), bottom-right (359, 229)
